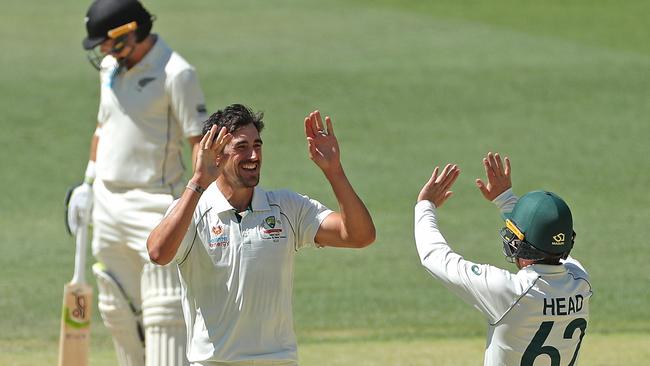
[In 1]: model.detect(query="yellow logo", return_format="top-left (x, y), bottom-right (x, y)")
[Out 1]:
top-left (552, 233), bottom-right (565, 245)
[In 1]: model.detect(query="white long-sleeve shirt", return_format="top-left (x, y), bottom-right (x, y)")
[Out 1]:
top-left (414, 190), bottom-right (592, 366)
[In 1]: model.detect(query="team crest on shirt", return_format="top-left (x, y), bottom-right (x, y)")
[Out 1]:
top-left (209, 224), bottom-right (229, 248)
top-left (261, 215), bottom-right (285, 242)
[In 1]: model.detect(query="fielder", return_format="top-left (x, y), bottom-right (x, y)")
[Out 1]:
top-left (414, 153), bottom-right (592, 365)
top-left (66, 0), bottom-right (208, 364)
top-left (147, 104), bottom-right (376, 365)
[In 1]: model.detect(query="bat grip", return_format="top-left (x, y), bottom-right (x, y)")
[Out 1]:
top-left (71, 191), bottom-right (93, 285)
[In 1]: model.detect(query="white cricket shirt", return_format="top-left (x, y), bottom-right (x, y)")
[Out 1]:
top-left (96, 36), bottom-right (207, 189)
top-left (414, 191), bottom-right (592, 366)
top-left (172, 184), bottom-right (333, 364)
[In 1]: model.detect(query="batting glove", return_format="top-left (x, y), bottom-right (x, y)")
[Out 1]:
top-left (65, 182), bottom-right (94, 235)
top-left (65, 161), bottom-right (96, 235)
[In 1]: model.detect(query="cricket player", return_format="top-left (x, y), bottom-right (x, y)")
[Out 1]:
top-left (147, 104), bottom-right (376, 365)
top-left (414, 153), bottom-right (592, 366)
top-left (65, 0), bottom-right (208, 364)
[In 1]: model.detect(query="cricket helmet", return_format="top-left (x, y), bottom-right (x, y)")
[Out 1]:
top-left (500, 190), bottom-right (575, 261)
top-left (82, 0), bottom-right (153, 50)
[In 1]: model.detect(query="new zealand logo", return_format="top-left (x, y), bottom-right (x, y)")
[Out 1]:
top-left (552, 233), bottom-right (565, 245)
top-left (137, 77), bottom-right (156, 90)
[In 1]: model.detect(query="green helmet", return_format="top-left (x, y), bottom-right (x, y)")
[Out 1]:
top-left (501, 191), bottom-right (574, 260)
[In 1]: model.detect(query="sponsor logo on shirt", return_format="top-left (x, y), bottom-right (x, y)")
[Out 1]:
top-left (212, 225), bottom-right (223, 236)
top-left (209, 225), bottom-right (229, 248)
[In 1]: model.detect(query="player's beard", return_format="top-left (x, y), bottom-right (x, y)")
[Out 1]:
top-left (235, 160), bottom-right (260, 188)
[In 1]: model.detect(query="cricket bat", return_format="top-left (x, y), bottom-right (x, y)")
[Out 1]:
top-left (58, 200), bottom-right (93, 366)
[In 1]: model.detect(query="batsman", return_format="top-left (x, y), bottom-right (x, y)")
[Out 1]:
top-left (66, 0), bottom-right (209, 364)
top-left (414, 153), bottom-right (592, 365)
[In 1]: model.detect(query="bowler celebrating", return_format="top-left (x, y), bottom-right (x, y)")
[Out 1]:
top-left (147, 105), bottom-right (375, 365)
top-left (414, 153), bottom-right (592, 365)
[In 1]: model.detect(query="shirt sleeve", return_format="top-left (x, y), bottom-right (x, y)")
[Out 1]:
top-left (492, 188), bottom-right (518, 217)
top-left (281, 191), bottom-right (333, 250)
top-left (97, 73), bottom-right (108, 126)
top-left (414, 200), bottom-right (529, 324)
top-left (168, 68), bottom-right (208, 138)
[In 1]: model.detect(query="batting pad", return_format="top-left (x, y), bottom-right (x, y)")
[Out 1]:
top-left (93, 262), bottom-right (145, 366)
top-left (141, 263), bottom-right (188, 366)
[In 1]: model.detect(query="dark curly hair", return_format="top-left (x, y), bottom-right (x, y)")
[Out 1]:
top-left (202, 104), bottom-right (265, 138)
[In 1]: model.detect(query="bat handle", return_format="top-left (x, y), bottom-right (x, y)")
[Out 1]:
top-left (71, 191), bottom-right (93, 285)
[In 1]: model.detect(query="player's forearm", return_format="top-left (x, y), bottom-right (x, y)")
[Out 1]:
top-left (414, 200), bottom-right (469, 284)
top-left (324, 167), bottom-right (375, 247)
top-left (147, 188), bottom-right (201, 265)
top-left (414, 201), bottom-right (450, 266)
top-left (89, 125), bottom-right (100, 162)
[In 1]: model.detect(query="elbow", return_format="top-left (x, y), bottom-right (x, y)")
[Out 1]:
top-left (147, 239), bottom-right (171, 266)
top-left (350, 227), bottom-right (376, 249)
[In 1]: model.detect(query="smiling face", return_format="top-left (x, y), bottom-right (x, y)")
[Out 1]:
top-left (219, 123), bottom-right (263, 189)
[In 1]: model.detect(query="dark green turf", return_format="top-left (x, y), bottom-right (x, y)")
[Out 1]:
top-left (0, 0), bottom-right (648, 349)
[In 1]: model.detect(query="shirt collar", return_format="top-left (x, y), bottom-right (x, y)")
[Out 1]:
top-left (128, 34), bottom-right (170, 73)
top-left (202, 184), bottom-right (271, 214)
top-left (524, 263), bottom-right (568, 275)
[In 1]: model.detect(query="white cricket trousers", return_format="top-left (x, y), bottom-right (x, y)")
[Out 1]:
top-left (92, 179), bottom-right (188, 366)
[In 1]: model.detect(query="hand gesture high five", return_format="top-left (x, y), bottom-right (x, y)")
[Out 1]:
top-left (304, 110), bottom-right (342, 175)
top-left (192, 125), bottom-right (232, 188)
top-left (417, 164), bottom-right (461, 208)
top-left (475, 152), bottom-right (512, 201)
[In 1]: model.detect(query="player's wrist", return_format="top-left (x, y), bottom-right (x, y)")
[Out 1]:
top-left (186, 177), bottom-right (208, 195)
top-left (321, 163), bottom-right (345, 180)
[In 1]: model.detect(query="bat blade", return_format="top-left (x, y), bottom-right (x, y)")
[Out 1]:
top-left (58, 282), bottom-right (93, 366)
top-left (58, 196), bottom-right (93, 366)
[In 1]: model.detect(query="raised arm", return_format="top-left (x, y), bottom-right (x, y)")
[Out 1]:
top-left (304, 110), bottom-right (375, 248)
top-left (414, 163), bottom-right (524, 322)
top-left (147, 125), bottom-right (231, 264)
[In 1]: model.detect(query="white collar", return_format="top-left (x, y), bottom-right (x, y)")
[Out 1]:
top-left (201, 183), bottom-right (271, 214)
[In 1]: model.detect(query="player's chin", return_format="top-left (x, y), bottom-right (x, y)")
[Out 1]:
top-left (239, 172), bottom-right (260, 188)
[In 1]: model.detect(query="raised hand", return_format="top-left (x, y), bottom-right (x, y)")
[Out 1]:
top-left (417, 164), bottom-right (461, 208)
top-left (475, 152), bottom-right (511, 201)
top-left (304, 110), bottom-right (341, 175)
top-left (192, 125), bottom-right (232, 188)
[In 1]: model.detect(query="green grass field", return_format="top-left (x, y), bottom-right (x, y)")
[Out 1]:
top-left (1, 0), bottom-right (649, 364)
